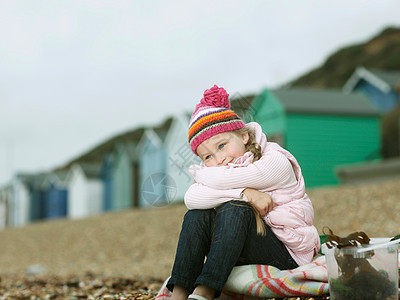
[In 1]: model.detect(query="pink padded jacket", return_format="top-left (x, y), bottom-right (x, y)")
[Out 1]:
top-left (184, 122), bottom-right (320, 266)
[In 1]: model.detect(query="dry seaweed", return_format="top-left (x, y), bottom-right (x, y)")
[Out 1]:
top-left (323, 227), bottom-right (370, 249)
top-left (324, 228), bottom-right (398, 300)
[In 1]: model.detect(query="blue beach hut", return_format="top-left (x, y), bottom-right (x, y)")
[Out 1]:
top-left (137, 118), bottom-right (173, 208)
top-left (101, 153), bottom-right (114, 211)
top-left (42, 172), bottom-right (70, 219)
top-left (101, 127), bottom-right (145, 211)
top-left (164, 114), bottom-right (200, 203)
top-left (26, 173), bottom-right (47, 222)
top-left (343, 67), bottom-right (400, 112)
top-left (110, 142), bottom-right (137, 210)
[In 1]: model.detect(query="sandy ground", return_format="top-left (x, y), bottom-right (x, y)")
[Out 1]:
top-left (0, 176), bottom-right (399, 298)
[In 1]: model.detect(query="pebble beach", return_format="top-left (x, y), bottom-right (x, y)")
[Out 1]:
top-left (1, 176), bottom-right (399, 299)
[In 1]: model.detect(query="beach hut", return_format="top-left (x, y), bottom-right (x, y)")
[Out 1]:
top-left (0, 187), bottom-right (6, 230)
top-left (9, 174), bottom-right (31, 227)
top-left (101, 153), bottom-right (114, 211)
top-left (109, 142), bottom-right (137, 210)
top-left (164, 114), bottom-right (200, 203)
top-left (343, 67), bottom-right (400, 112)
top-left (245, 89), bottom-right (285, 144)
top-left (137, 118), bottom-right (173, 208)
top-left (0, 184), bottom-right (12, 230)
top-left (53, 125), bottom-right (145, 212)
top-left (252, 88), bottom-right (382, 187)
top-left (25, 173), bottom-right (47, 222)
top-left (68, 163), bottom-right (103, 219)
top-left (42, 172), bottom-right (70, 219)
top-left (103, 127), bottom-right (145, 211)
top-left (230, 93), bottom-right (257, 123)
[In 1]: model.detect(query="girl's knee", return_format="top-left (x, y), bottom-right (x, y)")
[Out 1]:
top-left (217, 201), bottom-right (253, 218)
top-left (183, 209), bottom-right (215, 226)
top-left (184, 208), bottom-right (213, 218)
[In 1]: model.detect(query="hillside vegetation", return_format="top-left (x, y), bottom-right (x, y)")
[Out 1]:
top-left (289, 27), bottom-right (400, 88)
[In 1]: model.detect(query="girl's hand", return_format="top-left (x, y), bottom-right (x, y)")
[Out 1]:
top-left (243, 188), bottom-right (274, 216)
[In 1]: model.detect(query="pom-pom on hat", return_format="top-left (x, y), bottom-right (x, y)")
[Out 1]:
top-left (189, 85), bottom-right (245, 155)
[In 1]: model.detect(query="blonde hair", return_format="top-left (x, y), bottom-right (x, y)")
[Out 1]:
top-left (236, 126), bottom-right (262, 161)
top-left (234, 126), bottom-right (266, 236)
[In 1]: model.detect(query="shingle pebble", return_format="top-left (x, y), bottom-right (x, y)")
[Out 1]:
top-left (1, 177), bottom-right (399, 299)
top-left (0, 274), bottom-right (161, 299)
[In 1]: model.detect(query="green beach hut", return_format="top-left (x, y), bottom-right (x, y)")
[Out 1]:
top-left (251, 88), bottom-right (382, 187)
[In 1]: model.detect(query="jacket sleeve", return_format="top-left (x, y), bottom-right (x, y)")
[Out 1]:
top-left (190, 151), bottom-right (294, 190)
top-left (184, 183), bottom-right (247, 210)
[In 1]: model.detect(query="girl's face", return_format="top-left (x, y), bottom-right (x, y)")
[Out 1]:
top-left (196, 131), bottom-right (249, 167)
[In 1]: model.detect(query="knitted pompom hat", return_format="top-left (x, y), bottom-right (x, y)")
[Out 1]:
top-left (188, 85), bottom-right (245, 155)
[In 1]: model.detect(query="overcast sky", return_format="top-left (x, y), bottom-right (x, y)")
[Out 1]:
top-left (1, 0), bottom-right (399, 186)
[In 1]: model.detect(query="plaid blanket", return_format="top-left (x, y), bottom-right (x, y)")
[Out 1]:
top-left (155, 255), bottom-right (329, 299)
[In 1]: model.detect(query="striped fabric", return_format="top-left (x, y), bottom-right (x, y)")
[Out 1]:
top-left (156, 253), bottom-right (400, 299)
top-left (155, 256), bottom-right (330, 299)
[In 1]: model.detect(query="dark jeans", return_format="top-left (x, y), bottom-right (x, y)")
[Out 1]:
top-left (167, 201), bottom-right (298, 297)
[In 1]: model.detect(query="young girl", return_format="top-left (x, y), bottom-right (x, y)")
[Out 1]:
top-left (167, 85), bottom-right (320, 300)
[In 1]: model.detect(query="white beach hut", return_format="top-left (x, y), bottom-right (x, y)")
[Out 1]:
top-left (68, 163), bottom-right (103, 219)
top-left (164, 113), bottom-right (200, 203)
top-left (10, 174), bottom-right (31, 227)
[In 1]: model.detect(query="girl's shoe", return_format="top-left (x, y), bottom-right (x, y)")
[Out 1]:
top-left (188, 294), bottom-right (209, 300)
